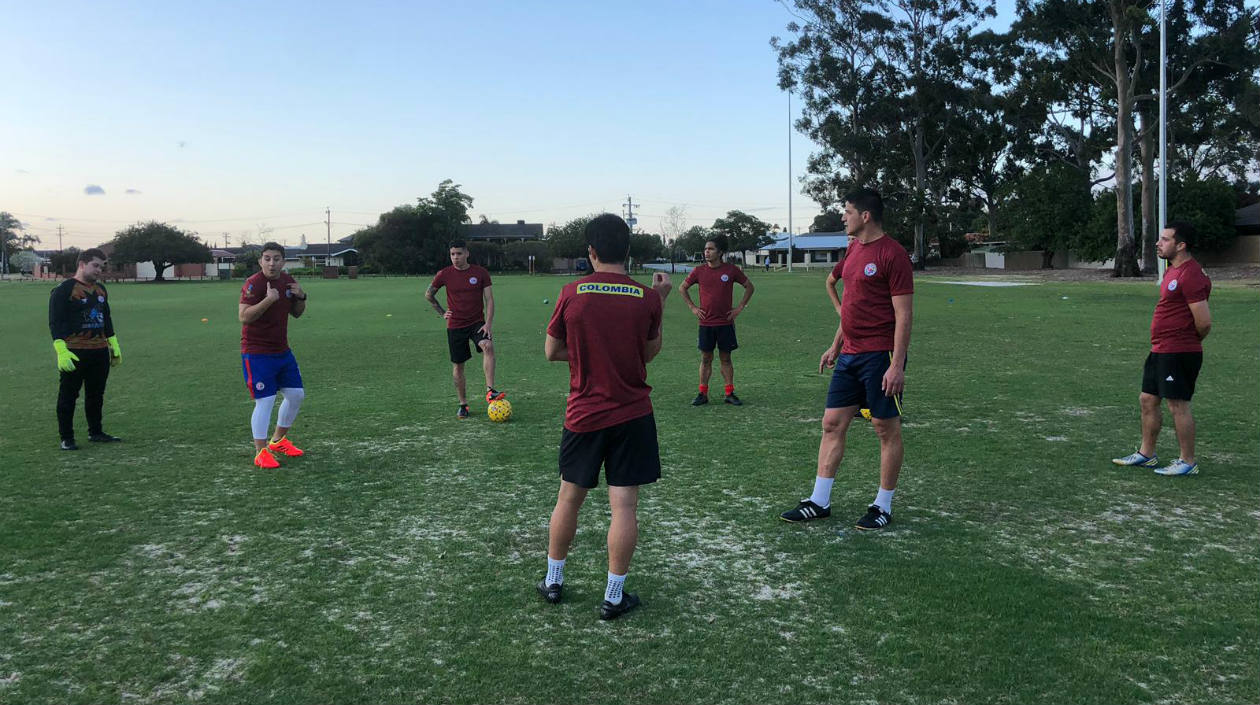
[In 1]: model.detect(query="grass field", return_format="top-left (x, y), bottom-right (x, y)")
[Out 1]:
top-left (1, 270), bottom-right (1257, 704)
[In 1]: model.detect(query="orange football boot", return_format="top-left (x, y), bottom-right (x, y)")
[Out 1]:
top-left (486, 387), bottom-right (506, 402)
top-left (268, 437), bottom-right (304, 457)
top-left (254, 447), bottom-right (281, 469)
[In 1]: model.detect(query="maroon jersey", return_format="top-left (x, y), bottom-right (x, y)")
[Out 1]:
top-left (431, 265), bottom-right (492, 330)
top-left (240, 271), bottom-right (298, 354)
top-left (683, 262), bottom-right (750, 326)
top-left (832, 236), bottom-right (914, 354)
top-left (546, 272), bottom-right (663, 433)
top-left (1151, 259), bottom-right (1211, 353)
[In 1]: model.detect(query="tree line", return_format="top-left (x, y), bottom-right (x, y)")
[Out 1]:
top-left (773, 0), bottom-right (1259, 274)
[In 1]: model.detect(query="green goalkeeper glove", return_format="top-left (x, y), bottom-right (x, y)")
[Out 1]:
top-left (53, 339), bottom-right (79, 372)
top-left (108, 336), bottom-right (122, 366)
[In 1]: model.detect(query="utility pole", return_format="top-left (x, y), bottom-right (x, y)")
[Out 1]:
top-left (622, 195), bottom-right (638, 271)
top-left (58, 224), bottom-right (64, 252)
top-left (325, 207), bottom-right (332, 275)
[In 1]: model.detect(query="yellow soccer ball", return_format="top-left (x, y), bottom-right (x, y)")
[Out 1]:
top-left (859, 408), bottom-right (872, 420)
top-left (488, 399), bottom-right (513, 423)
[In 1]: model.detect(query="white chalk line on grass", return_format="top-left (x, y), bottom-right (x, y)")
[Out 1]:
top-left (928, 280), bottom-right (1040, 287)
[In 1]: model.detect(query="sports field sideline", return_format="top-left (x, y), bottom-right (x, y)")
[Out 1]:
top-left (1, 271), bottom-right (1257, 704)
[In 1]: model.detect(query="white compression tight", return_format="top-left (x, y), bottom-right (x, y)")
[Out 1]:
top-left (251, 387), bottom-right (304, 440)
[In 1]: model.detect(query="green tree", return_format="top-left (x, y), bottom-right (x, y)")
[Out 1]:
top-left (1166, 176), bottom-right (1238, 252)
top-left (110, 221), bottom-right (211, 281)
top-left (810, 211), bottom-right (846, 232)
top-left (674, 226), bottom-right (710, 261)
top-left (629, 232), bottom-right (665, 268)
top-left (49, 247), bottom-right (81, 276)
top-left (1004, 162), bottom-right (1094, 266)
top-left (545, 216), bottom-right (593, 260)
top-left (710, 210), bottom-right (774, 262)
top-left (504, 240), bottom-right (552, 271)
top-left (353, 181), bottom-right (476, 274)
top-left (1, 212), bottom-right (40, 273)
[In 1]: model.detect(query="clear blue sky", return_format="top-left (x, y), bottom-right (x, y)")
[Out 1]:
top-left (2, 0), bottom-right (1016, 249)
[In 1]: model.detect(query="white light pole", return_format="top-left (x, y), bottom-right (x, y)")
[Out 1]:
top-left (787, 89), bottom-right (794, 272)
top-left (1157, 0), bottom-right (1168, 283)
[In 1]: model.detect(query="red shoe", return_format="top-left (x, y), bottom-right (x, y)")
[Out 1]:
top-left (254, 448), bottom-right (281, 469)
top-left (268, 437), bottom-right (304, 457)
top-left (486, 387), bottom-right (506, 402)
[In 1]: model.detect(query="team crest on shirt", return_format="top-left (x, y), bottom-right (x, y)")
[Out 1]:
top-left (469, 276), bottom-right (478, 285)
top-left (720, 274), bottom-right (730, 282)
top-left (1168, 278), bottom-right (1178, 291)
top-left (98, 296), bottom-right (105, 302)
top-left (255, 382), bottom-right (265, 390)
top-left (864, 263), bottom-right (877, 276)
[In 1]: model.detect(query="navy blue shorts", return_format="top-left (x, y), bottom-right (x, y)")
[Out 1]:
top-left (242, 350), bottom-right (303, 399)
top-left (698, 324), bottom-right (738, 353)
top-left (825, 351), bottom-right (904, 419)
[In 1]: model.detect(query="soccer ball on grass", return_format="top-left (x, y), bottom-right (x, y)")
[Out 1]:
top-left (488, 399), bottom-right (513, 422)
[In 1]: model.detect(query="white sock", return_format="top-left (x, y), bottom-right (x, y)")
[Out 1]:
top-left (276, 387), bottom-right (305, 428)
top-left (809, 476), bottom-right (834, 508)
top-left (251, 396), bottom-right (276, 441)
top-left (874, 487), bottom-right (895, 514)
top-left (604, 571), bottom-right (626, 605)
top-left (546, 557), bottom-right (565, 586)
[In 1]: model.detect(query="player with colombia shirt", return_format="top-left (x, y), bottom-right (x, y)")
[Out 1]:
top-left (239, 242), bottom-right (308, 469)
top-left (538, 214), bottom-right (673, 620)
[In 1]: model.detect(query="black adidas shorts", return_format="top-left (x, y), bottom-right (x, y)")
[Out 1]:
top-left (698, 324), bottom-right (738, 353)
top-left (447, 323), bottom-right (489, 364)
top-left (558, 413), bottom-right (661, 488)
top-left (1141, 351), bottom-right (1203, 401)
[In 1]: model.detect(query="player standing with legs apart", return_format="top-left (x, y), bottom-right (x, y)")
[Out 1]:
top-left (538, 214), bottom-right (672, 620)
top-left (49, 248), bottom-right (123, 450)
top-left (780, 188), bottom-right (913, 530)
top-left (680, 234), bottom-right (755, 406)
top-left (425, 241), bottom-right (504, 419)
top-left (1111, 222), bottom-right (1211, 476)
top-left (239, 243), bottom-right (308, 469)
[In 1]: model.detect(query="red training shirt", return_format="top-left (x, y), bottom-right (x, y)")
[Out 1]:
top-left (831, 235), bottom-right (914, 354)
top-left (683, 262), bottom-right (750, 326)
top-left (1151, 259), bottom-right (1211, 353)
top-left (546, 272), bottom-right (663, 433)
top-left (240, 271), bottom-right (298, 354)
top-left (431, 265), bottom-right (492, 329)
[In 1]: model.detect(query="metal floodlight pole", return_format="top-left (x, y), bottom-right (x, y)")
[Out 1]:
top-left (1157, 0), bottom-right (1168, 284)
top-left (786, 89), bottom-right (796, 270)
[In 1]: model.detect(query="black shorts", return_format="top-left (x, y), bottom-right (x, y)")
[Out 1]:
top-left (558, 413), bottom-right (661, 488)
top-left (1142, 352), bottom-right (1203, 400)
top-left (825, 351), bottom-right (905, 419)
top-left (698, 324), bottom-right (738, 353)
top-left (447, 323), bottom-right (489, 364)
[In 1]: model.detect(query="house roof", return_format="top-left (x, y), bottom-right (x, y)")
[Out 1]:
top-left (761, 232), bottom-right (850, 251)
top-left (292, 243), bottom-right (358, 257)
top-left (1237, 202), bottom-right (1260, 229)
top-left (459, 221), bottom-right (543, 240)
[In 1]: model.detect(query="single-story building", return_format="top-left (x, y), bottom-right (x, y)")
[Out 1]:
top-left (757, 232), bottom-right (850, 269)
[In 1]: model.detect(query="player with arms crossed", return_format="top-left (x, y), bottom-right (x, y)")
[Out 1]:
top-left (1112, 221), bottom-right (1212, 476)
top-left (239, 243), bottom-right (308, 469)
top-left (48, 248), bottom-right (123, 450)
top-left (425, 241), bottom-right (504, 419)
top-left (538, 214), bottom-right (672, 620)
top-left (780, 188), bottom-right (914, 530)
top-left (680, 233), bottom-right (755, 406)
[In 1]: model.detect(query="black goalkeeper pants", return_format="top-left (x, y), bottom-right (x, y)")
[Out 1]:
top-left (57, 347), bottom-right (111, 441)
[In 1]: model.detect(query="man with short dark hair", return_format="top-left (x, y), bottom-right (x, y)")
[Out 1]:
top-left (780, 188), bottom-right (914, 530)
top-left (425, 241), bottom-right (503, 419)
top-left (1112, 221), bottom-right (1212, 476)
top-left (539, 214), bottom-right (672, 620)
top-left (681, 234), bottom-right (755, 406)
top-left (49, 248), bottom-right (122, 450)
top-left (239, 242), bottom-right (308, 469)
